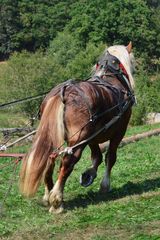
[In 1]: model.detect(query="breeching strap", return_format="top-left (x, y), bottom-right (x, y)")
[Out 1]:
top-left (59, 96), bottom-right (133, 156)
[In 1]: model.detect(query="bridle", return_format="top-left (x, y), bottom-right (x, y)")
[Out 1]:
top-left (96, 51), bottom-right (134, 96)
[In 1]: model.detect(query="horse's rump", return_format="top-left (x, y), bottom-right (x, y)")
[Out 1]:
top-left (41, 78), bottom-right (129, 146)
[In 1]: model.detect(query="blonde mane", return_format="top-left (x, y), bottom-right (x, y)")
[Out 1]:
top-left (107, 45), bottom-right (135, 89)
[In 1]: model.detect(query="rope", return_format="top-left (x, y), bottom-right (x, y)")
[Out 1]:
top-left (0, 91), bottom-right (49, 109)
top-left (59, 116), bottom-right (120, 156)
top-left (0, 130), bottom-right (37, 151)
top-left (58, 97), bottom-right (133, 156)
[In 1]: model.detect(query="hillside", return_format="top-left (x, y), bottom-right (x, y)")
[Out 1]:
top-left (0, 124), bottom-right (160, 239)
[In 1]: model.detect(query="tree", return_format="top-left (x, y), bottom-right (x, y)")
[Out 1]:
top-left (65, 0), bottom-right (158, 63)
top-left (0, 0), bottom-right (21, 59)
top-left (0, 0), bottom-right (75, 59)
top-left (48, 31), bottom-right (81, 67)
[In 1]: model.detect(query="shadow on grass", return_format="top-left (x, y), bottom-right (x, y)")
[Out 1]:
top-left (65, 177), bottom-right (160, 210)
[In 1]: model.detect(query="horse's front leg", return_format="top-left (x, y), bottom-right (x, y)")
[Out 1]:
top-left (80, 144), bottom-right (103, 187)
top-left (48, 147), bottom-right (84, 213)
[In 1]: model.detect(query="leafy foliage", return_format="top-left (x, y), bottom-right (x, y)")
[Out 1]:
top-left (0, 0), bottom-right (159, 63)
top-left (0, 0), bottom-right (160, 123)
top-left (0, 51), bottom-right (57, 118)
top-left (0, 0), bottom-right (74, 57)
top-left (0, 0), bottom-right (21, 59)
top-left (131, 70), bottom-right (160, 125)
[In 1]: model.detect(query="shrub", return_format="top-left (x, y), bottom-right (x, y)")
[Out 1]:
top-left (0, 51), bottom-right (60, 119)
top-left (131, 70), bottom-right (160, 125)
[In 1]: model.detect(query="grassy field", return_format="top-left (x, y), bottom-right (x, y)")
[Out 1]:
top-left (0, 110), bottom-right (28, 129)
top-left (0, 123), bottom-right (160, 240)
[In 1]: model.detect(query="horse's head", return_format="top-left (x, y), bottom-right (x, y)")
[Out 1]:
top-left (93, 42), bottom-right (135, 89)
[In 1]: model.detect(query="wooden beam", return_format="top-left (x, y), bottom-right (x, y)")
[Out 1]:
top-left (0, 153), bottom-right (25, 158)
top-left (99, 128), bottom-right (160, 153)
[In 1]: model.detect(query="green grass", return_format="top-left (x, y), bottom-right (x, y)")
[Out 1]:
top-left (0, 125), bottom-right (160, 239)
top-left (126, 122), bottom-right (160, 137)
top-left (0, 111), bottom-right (28, 128)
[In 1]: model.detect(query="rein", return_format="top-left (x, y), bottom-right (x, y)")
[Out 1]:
top-left (0, 92), bottom-right (49, 109)
top-left (50, 52), bottom-right (136, 157)
top-left (97, 51), bottom-right (134, 96)
top-left (54, 72), bottom-right (135, 157)
top-left (59, 93), bottom-right (133, 156)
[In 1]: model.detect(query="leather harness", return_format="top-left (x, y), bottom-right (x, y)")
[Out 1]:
top-left (56, 53), bottom-right (136, 155)
top-left (60, 52), bottom-right (135, 123)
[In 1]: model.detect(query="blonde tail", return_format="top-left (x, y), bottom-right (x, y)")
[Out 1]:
top-left (19, 95), bottom-right (65, 197)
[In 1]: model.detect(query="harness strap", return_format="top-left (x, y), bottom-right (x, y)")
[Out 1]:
top-left (60, 75), bottom-right (134, 124)
top-left (89, 76), bottom-right (128, 120)
top-left (97, 51), bottom-right (135, 99)
top-left (60, 80), bottom-right (93, 120)
top-left (56, 71), bottom-right (135, 156)
top-left (59, 96), bottom-right (132, 155)
top-left (101, 70), bottom-right (135, 106)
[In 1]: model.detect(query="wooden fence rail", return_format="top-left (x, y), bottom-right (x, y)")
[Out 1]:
top-left (0, 127), bottom-right (34, 138)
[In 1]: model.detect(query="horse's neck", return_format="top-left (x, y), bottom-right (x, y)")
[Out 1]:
top-left (102, 75), bottom-right (125, 89)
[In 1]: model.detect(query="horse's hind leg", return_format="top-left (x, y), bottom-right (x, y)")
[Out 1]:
top-left (100, 140), bottom-right (118, 193)
top-left (100, 112), bottom-right (131, 193)
top-left (80, 144), bottom-right (103, 187)
top-left (100, 131), bottom-right (127, 193)
top-left (49, 146), bottom-right (85, 213)
top-left (42, 160), bottom-right (55, 206)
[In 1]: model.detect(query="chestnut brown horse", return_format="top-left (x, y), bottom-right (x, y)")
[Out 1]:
top-left (19, 43), bottom-right (135, 213)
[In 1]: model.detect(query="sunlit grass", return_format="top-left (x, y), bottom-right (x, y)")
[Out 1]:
top-left (0, 126), bottom-right (160, 239)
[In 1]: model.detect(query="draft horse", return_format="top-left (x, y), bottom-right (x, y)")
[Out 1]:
top-left (20, 43), bottom-right (136, 213)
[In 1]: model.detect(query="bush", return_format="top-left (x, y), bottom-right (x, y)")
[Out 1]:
top-left (1, 39), bottom-right (159, 126)
top-left (0, 40), bottom-right (105, 119)
top-left (131, 70), bottom-right (160, 125)
top-left (0, 51), bottom-right (61, 119)
top-left (65, 42), bottom-right (105, 79)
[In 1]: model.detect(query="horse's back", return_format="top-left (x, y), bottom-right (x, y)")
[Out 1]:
top-left (40, 78), bottom-right (131, 145)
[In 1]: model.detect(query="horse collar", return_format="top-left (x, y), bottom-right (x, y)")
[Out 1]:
top-left (99, 52), bottom-right (133, 95)
top-left (104, 52), bottom-right (128, 79)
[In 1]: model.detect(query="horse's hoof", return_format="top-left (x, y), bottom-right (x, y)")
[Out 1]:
top-left (49, 191), bottom-right (63, 211)
top-left (80, 168), bottom-right (97, 187)
top-left (49, 205), bottom-right (64, 214)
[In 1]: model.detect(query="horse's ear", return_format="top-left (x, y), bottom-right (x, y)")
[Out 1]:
top-left (126, 41), bottom-right (132, 53)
